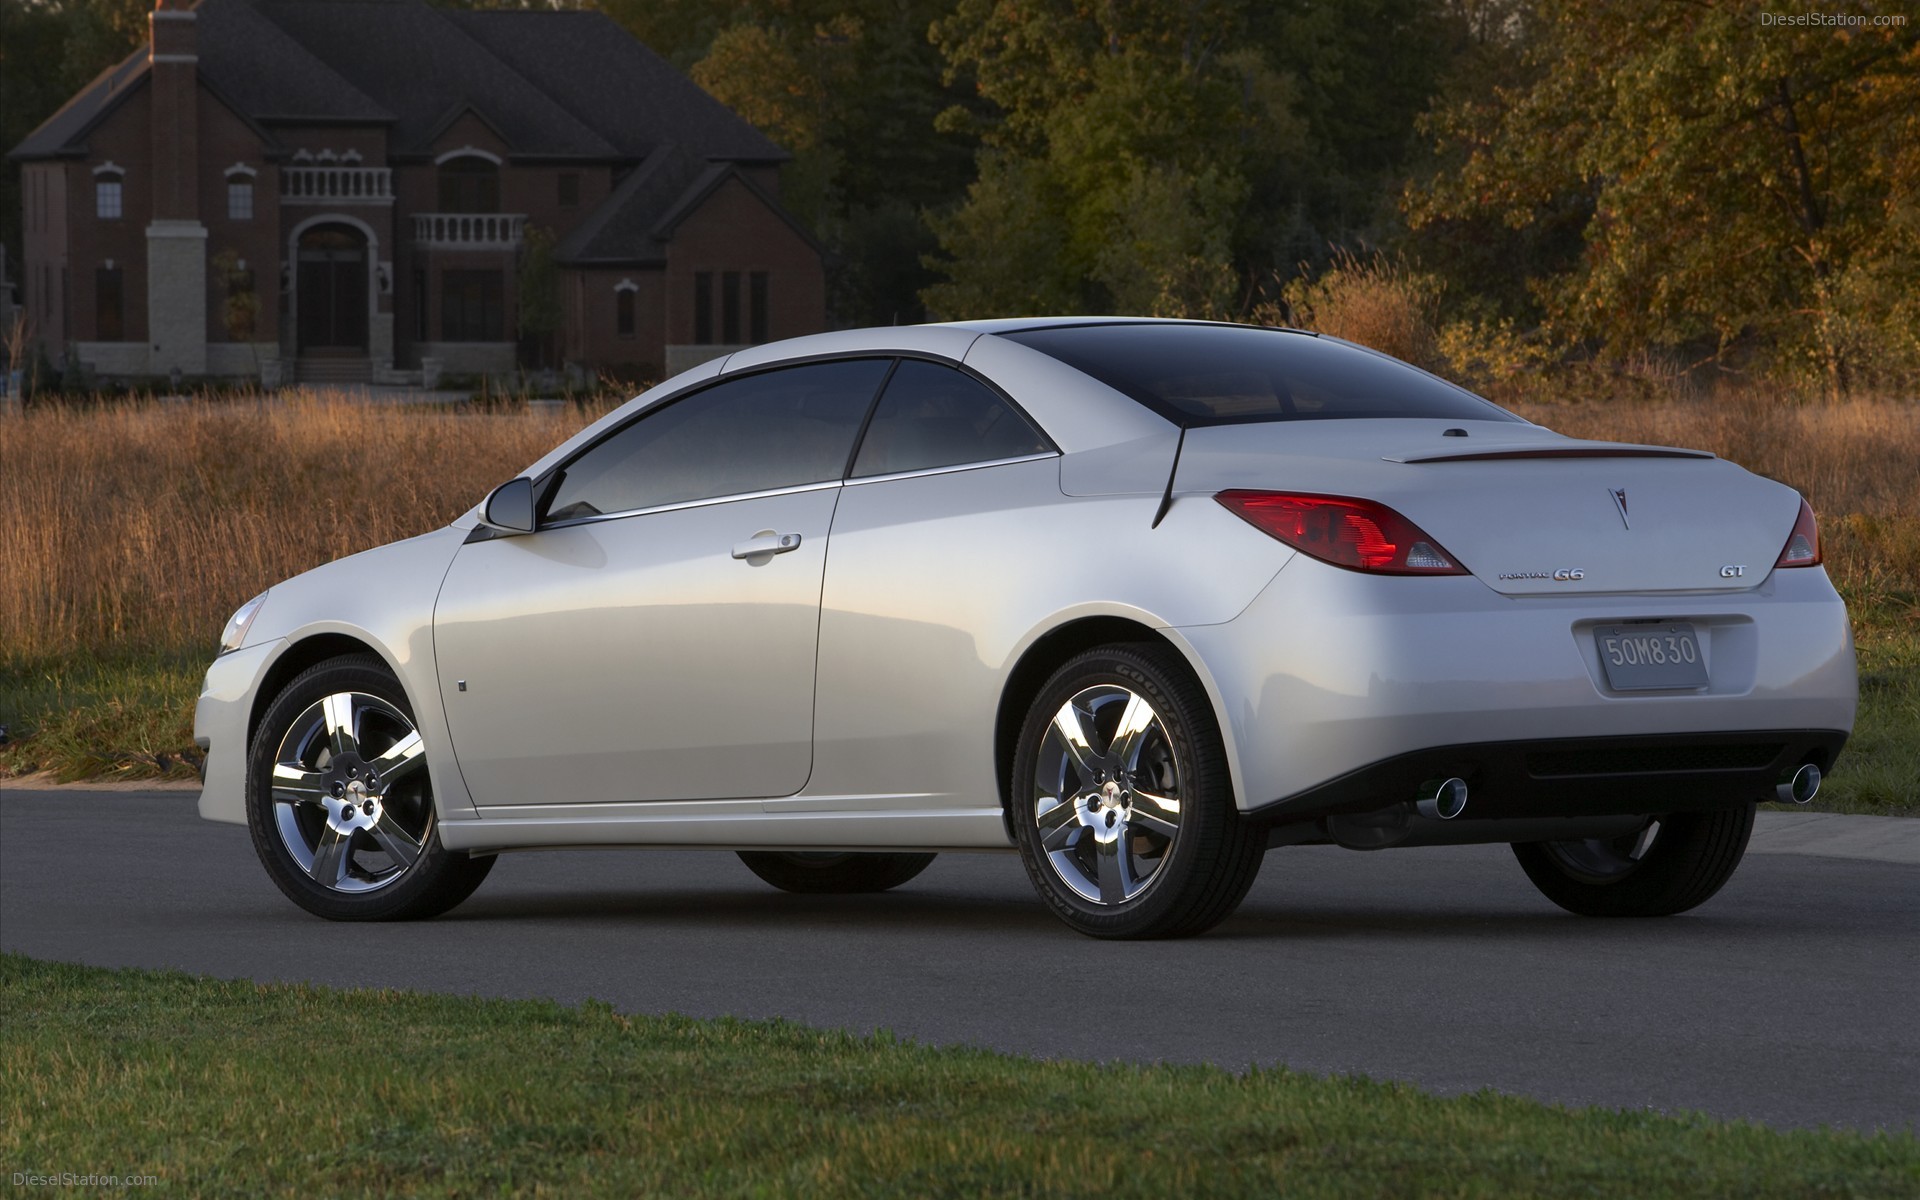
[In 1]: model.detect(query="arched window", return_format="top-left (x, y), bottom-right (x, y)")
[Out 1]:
top-left (93, 165), bottom-right (125, 220)
top-left (615, 280), bottom-right (636, 338)
top-left (225, 165), bottom-right (256, 221)
top-left (437, 156), bottom-right (500, 213)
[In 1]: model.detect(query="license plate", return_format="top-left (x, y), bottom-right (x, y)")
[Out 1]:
top-left (1594, 623), bottom-right (1709, 691)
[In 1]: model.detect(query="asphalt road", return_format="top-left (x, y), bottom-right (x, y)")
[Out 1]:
top-left (3, 790), bottom-right (1915, 1134)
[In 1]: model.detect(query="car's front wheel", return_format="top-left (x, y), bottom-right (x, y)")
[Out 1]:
top-left (1511, 804), bottom-right (1755, 917)
top-left (246, 653), bottom-right (494, 921)
top-left (1010, 644), bottom-right (1264, 939)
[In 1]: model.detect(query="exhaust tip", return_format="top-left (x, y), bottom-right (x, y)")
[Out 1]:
top-left (1776, 763), bottom-right (1821, 805)
top-left (1415, 777), bottom-right (1468, 821)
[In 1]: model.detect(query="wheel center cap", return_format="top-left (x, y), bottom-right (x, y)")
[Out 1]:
top-left (1100, 780), bottom-right (1125, 808)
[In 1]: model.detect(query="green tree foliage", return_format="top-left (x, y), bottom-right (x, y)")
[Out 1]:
top-left (921, 0), bottom-right (1455, 319)
top-left (1408, 0), bottom-right (1920, 394)
top-left (923, 1), bottom-right (1297, 318)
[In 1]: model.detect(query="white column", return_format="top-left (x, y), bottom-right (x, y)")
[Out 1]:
top-left (146, 219), bottom-right (208, 376)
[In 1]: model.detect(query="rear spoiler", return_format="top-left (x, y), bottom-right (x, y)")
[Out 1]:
top-left (1386, 444), bottom-right (1715, 465)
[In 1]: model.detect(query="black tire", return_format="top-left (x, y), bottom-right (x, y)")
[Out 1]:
top-left (736, 851), bottom-right (937, 894)
top-left (1511, 804), bottom-right (1755, 917)
top-left (246, 653), bottom-right (494, 921)
top-left (1010, 643), bottom-right (1264, 939)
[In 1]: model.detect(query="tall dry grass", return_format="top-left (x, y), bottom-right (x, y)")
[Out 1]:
top-left (1, 394), bottom-right (602, 659)
top-left (1507, 396), bottom-right (1919, 519)
top-left (1510, 396), bottom-right (1920, 613)
top-left (1, 389), bottom-right (1912, 663)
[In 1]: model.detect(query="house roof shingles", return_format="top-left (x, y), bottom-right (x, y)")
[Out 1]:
top-left (445, 10), bottom-right (786, 164)
top-left (11, 0), bottom-right (787, 166)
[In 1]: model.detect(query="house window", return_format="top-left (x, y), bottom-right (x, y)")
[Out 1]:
top-left (721, 272), bottom-right (741, 344)
top-left (96, 267), bottom-right (124, 341)
top-left (693, 272), bottom-right (713, 344)
top-left (414, 269), bottom-right (428, 341)
top-left (749, 272), bottom-right (769, 344)
top-left (441, 269), bottom-right (504, 341)
top-left (615, 286), bottom-right (635, 338)
top-left (558, 172), bottom-right (580, 207)
top-left (96, 177), bottom-right (123, 220)
top-left (437, 157), bottom-right (500, 213)
top-left (227, 179), bottom-right (254, 220)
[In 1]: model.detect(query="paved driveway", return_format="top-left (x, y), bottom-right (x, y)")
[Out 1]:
top-left (2, 788), bottom-right (1914, 1133)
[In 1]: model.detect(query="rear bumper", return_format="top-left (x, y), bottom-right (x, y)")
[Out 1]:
top-left (1245, 728), bottom-right (1847, 823)
top-left (1170, 557), bottom-right (1858, 815)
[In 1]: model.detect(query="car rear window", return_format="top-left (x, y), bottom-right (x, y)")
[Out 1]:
top-left (1002, 323), bottom-right (1522, 426)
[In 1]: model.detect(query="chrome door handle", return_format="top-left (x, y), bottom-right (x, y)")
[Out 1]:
top-left (731, 531), bottom-right (803, 560)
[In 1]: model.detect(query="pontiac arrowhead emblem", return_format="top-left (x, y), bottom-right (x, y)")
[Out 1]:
top-left (1608, 487), bottom-right (1630, 530)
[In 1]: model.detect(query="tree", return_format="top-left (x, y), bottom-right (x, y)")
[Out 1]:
top-left (923, 1), bottom-right (1302, 318)
top-left (1408, 0), bottom-right (1920, 394)
top-left (921, 0), bottom-right (1457, 319)
top-left (516, 224), bottom-right (561, 368)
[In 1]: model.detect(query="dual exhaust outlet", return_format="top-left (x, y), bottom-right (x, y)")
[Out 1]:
top-left (1408, 762), bottom-right (1819, 821)
top-left (1777, 763), bottom-right (1822, 805)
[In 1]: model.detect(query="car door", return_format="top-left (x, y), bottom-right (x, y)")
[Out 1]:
top-left (434, 359), bottom-right (891, 808)
top-left (802, 359), bottom-right (1059, 810)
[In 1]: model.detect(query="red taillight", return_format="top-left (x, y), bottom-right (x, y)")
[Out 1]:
top-left (1215, 491), bottom-right (1468, 575)
top-left (1775, 498), bottom-right (1822, 567)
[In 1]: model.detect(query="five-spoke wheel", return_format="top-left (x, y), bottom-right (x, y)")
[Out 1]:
top-left (247, 654), bottom-right (493, 920)
top-left (268, 690), bottom-right (432, 894)
top-left (1011, 644), bottom-right (1263, 938)
top-left (1032, 683), bottom-right (1185, 906)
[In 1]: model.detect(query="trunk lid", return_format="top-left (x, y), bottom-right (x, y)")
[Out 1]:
top-left (1177, 419), bottom-right (1800, 595)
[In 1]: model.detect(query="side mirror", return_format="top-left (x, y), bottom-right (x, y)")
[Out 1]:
top-left (482, 477), bottom-right (535, 534)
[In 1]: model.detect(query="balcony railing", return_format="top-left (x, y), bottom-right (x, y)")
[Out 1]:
top-left (411, 213), bottom-right (526, 248)
top-left (280, 166), bottom-right (393, 204)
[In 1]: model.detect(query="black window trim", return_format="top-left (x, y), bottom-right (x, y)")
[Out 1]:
top-left (527, 351), bottom-right (1060, 531)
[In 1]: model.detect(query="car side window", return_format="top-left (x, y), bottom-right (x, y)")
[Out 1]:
top-left (850, 360), bottom-right (1051, 479)
top-left (543, 359), bottom-right (891, 522)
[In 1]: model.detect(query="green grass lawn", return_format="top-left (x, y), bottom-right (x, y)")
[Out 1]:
top-left (1, 955), bottom-right (1914, 1198)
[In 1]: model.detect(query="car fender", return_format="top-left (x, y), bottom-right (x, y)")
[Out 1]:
top-left (232, 527), bottom-right (475, 820)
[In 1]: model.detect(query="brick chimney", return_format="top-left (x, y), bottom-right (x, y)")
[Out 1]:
top-left (146, 0), bottom-right (208, 376)
top-left (149, 0), bottom-right (199, 219)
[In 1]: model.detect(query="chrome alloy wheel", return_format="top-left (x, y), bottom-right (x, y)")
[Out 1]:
top-left (1542, 820), bottom-right (1661, 884)
top-left (268, 691), bottom-right (433, 894)
top-left (1031, 684), bottom-right (1184, 905)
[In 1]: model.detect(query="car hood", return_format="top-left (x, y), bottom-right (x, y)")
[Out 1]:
top-left (1175, 419), bottom-right (1801, 595)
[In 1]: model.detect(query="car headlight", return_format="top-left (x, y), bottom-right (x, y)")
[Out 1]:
top-left (218, 591), bottom-right (269, 656)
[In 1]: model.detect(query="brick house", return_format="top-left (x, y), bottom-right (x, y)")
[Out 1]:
top-left (8, 0), bottom-right (826, 386)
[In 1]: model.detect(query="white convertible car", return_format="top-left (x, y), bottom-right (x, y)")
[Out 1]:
top-left (196, 319), bottom-right (1856, 937)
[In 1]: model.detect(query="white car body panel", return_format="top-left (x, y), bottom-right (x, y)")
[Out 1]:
top-left (196, 319), bottom-right (1857, 865)
top-left (195, 527), bottom-right (471, 824)
top-left (435, 486), bottom-right (841, 807)
top-left (803, 455), bottom-right (1285, 821)
top-left (1174, 558), bottom-right (1857, 812)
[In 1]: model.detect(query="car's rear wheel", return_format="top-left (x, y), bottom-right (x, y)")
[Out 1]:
top-left (247, 653), bottom-right (493, 921)
top-left (1511, 804), bottom-right (1755, 917)
top-left (736, 851), bottom-right (936, 894)
top-left (1010, 643), bottom-right (1264, 939)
